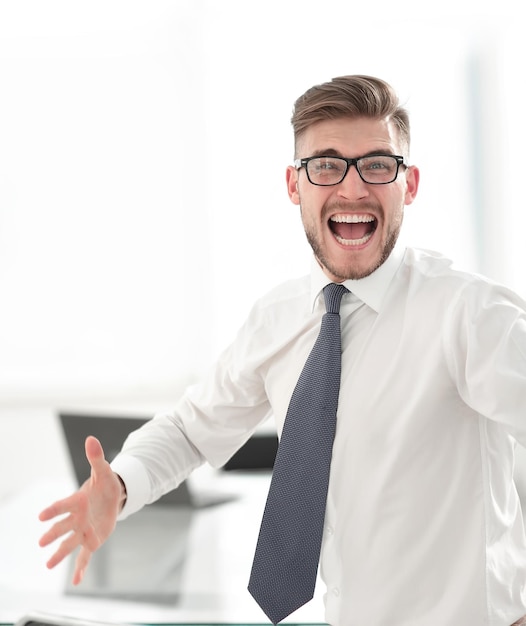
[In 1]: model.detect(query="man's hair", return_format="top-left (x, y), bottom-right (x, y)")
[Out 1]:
top-left (291, 75), bottom-right (411, 157)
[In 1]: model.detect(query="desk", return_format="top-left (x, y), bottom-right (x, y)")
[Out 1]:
top-left (0, 471), bottom-right (326, 625)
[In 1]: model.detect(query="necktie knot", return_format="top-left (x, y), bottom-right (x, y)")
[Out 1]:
top-left (323, 282), bottom-right (348, 314)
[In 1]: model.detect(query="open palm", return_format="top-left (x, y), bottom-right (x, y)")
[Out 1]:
top-left (39, 435), bottom-right (123, 584)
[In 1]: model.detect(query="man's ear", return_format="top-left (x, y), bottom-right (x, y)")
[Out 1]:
top-left (286, 165), bottom-right (300, 205)
top-left (404, 165), bottom-right (420, 206)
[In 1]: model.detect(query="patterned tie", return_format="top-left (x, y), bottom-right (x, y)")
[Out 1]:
top-left (248, 282), bottom-right (348, 624)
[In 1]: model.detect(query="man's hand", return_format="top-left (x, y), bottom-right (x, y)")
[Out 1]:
top-left (38, 435), bottom-right (125, 584)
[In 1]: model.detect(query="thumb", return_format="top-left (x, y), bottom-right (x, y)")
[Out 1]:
top-left (85, 435), bottom-right (108, 476)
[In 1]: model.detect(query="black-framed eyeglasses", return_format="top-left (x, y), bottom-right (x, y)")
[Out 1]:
top-left (294, 154), bottom-right (407, 186)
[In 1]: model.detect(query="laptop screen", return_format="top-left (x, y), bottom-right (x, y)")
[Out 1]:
top-left (58, 412), bottom-right (191, 506)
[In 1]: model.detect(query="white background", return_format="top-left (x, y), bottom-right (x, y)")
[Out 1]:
top-left (0, 0), bottom-right (525, 505)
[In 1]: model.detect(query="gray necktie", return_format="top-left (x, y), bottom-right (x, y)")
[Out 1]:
top-left (248, 282), bottom-right (348, 624)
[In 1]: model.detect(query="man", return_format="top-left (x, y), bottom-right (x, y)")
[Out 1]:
top-left (39, 75), bottom-right (526, 625)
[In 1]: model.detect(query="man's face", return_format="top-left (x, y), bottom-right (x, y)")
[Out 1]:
top-left (286, 116), bottom-right (419, 282)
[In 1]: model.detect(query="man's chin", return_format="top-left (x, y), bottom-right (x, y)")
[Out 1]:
top-left (319, 250), bottom-right (389, 281)
top-left (308, 229), bottom-right (397, 281)
top-left (335, 266), bottom-right (376, 281)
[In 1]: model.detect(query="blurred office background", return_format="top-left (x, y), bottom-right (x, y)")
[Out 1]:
top-left (0, 0), bottom-right (524, 501)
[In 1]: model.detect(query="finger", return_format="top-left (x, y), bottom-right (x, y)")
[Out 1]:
top-left (39, 492), bottom-right (90, 548)
top-left (39, 515), bottom-right (76, 547)
top-left (72, 547), bottom-right (92, 585)
top-left (45, 532), bottom-right (80, 569)
top-left (38, 491), bottom-right (83, 522)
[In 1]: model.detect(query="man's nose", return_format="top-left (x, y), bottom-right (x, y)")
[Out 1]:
top-left (335, 164), bottom-right (370, 201)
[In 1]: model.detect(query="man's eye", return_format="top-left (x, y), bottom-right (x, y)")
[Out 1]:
top-left (315, 159), bottom-right (344, 172)
top-left (364, 160), bottom-right (388, 170)
top-left (361, 157), bottom-right (395, 173)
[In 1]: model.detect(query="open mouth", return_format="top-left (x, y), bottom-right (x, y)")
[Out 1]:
top-left (329, 214), bottom-right (377, 246)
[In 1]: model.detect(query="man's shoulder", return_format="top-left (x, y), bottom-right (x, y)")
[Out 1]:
top-left (403, 247), bottom-right (484, 285)
top-left (234, 275), bottom-right (311, 343)
top-left (401, 247), bottom-right (526, 308)
top-left (253, 274), bottom-right (311, 313)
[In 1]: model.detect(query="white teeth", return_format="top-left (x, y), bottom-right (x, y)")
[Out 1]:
top-left (334, 232), bottom-right (373, 246)
top-left (330, 214), bottom-right (375, 223)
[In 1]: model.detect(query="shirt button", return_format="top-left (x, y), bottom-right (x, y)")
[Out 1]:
top-left (326, 526), bottom-right (334, 536)
top-left (332, 587), bottom-right (340, 597)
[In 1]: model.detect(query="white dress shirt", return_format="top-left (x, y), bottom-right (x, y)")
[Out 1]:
top-left (112, 243), bottom-right (526, 626)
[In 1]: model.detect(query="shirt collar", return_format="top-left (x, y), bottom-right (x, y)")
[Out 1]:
top-left (309, 241), bottom-right (406, 313)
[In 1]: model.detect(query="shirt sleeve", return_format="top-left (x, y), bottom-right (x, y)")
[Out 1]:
top-left (110, 299), bottom-right (273, 516)
top-left (444, 278), bottom-right (526, 445)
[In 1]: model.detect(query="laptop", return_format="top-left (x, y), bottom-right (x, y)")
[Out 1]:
top-left (58, 411), bottom-right (235, 603)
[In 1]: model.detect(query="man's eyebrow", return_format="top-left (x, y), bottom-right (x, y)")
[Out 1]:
top-left (308, 148), bottom-right (342, 158)
top-left (307, 148), bottom-right (398, 158)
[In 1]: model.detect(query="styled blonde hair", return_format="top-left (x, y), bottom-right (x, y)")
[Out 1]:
top-left (291, 75), bottom-right (410, 157)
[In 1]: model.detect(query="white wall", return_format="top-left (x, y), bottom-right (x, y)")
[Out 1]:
top-left (0, 1), bottom-right (524, 493)
top-left (0, 1), bottom-right (214, 406)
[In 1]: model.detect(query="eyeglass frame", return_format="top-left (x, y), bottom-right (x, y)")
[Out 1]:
top-left (294, 153), bottom-right (408, 186)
